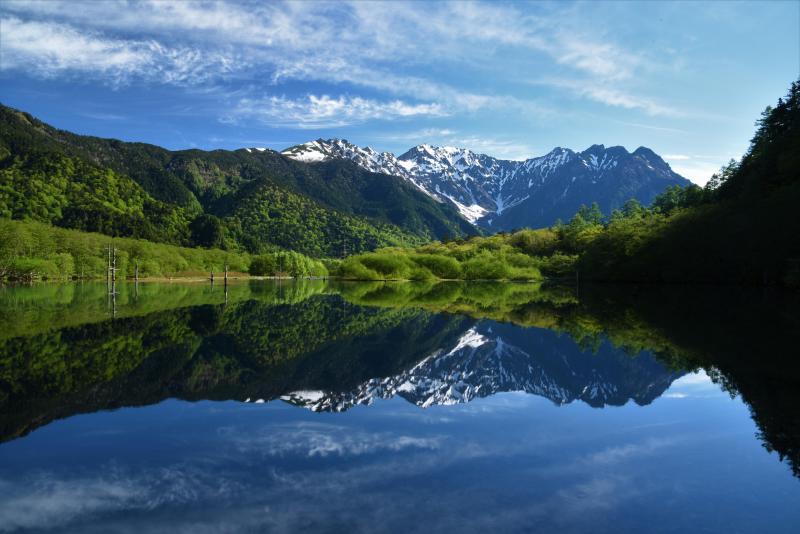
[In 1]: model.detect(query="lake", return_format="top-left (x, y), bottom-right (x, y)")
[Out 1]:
top-left (1, 280), bottom-right (798, 533)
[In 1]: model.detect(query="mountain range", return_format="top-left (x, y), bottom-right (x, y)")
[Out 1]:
top-left (283, 138), bottom-right (691, 230)
top-left (1, 103), bottom-right (689, 256)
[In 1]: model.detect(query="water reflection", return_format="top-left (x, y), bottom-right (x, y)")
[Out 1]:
top-left (0, 280), bottom-right (799, 532)
top-left (281, 322), bottom-right (684, 411)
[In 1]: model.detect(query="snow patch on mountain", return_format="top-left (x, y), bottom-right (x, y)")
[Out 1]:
top-left (441, 194), bottom-right (489, 223)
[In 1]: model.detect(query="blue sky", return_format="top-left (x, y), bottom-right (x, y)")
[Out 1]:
top-left (1, 0), bottom-right (797, 185)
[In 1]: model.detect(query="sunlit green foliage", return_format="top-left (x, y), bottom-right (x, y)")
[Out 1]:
top-left (0, 218), bottom-right (251, 280)
top-left (0, 152), bottom-right (191, 243)
top-left (0, 219), bottom-right (337, 281)
top-left (248, 251), bottom-right (328, 277)
top-left (227, 184), bottom-right (423, 257)
top-left (336, 227), bottom-right (572, 280)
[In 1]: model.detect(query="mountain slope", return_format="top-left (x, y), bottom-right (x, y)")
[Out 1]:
top-left (283, 139), bottom-right (691, 229)
top-left (0, 104), bottom-right (475, 256)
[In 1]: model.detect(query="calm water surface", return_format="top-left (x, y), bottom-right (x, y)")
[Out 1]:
top-left (0, 280), bottom-right (798, 533)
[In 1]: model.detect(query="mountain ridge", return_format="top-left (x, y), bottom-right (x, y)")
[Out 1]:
top-left (282, 138), bottom-right (691, 228)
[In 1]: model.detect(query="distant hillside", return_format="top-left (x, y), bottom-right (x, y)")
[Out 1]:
top-left (283, 138), bottom-right (690, 229)
top-left (0, 104), bottom-right (476, 257)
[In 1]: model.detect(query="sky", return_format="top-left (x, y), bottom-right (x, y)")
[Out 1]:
top-left (0, 1), bottom-right (798, 185)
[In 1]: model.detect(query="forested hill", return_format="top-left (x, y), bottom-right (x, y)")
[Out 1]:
top-left (0, 104), bottom-right (476, 257)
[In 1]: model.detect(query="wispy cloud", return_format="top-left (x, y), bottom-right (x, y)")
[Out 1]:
top-left (538, 78), bottom-right (682, 117)
top-left (78, 111), bottom-right (127, 121)
top-left (230, 94), bottom-right (447, 129)
top-left (617, 121), bottom-right (688, 134)
top-left (0, 16), bottom-right (240, 86)
top-left (0, 0), bottom-right (667, 125)
top-left (379, 129), bottom-right (539, 160)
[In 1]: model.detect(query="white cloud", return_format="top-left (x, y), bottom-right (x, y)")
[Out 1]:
top-left (0, 0), bottom-right (662, 121)
top-left (581, 86), bottom-right (678, 116)
top-left (670, 162), bottom-right (722, 186)
top-left (0, 16), bottom-right (239, 85)
top-left (231, 94), bottom-right (447, 128)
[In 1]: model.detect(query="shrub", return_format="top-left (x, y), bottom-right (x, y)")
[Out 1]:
top-left (338, 257), bottom-right (381, 280)
top-left (7, 257), bottom-right (61, 280)
top-left (358, 253), bottom-right (413, 279)
top-left (249, 255), bottom-right (277, 276)
top-left (410, 254), bottom-right (462, 279)
top-left (462, 252), bottom-right (510, 280)
top-left (537, 253), bottom-right (578, 277)
top-left (509, 229), bottom-right (559, 255)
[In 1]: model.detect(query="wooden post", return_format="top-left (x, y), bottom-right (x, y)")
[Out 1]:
top-left (224, 264), bottom-right (228, 284)
top-left (210, 270), bottom-right (214, 283)
top-left (134, 260), bottom-right (139, 282)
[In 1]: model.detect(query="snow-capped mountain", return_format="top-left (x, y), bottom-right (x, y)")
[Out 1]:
top-left (278, 322), bottom-right (685, 412)
top-left (281, 139), bottom-right (691, 228)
